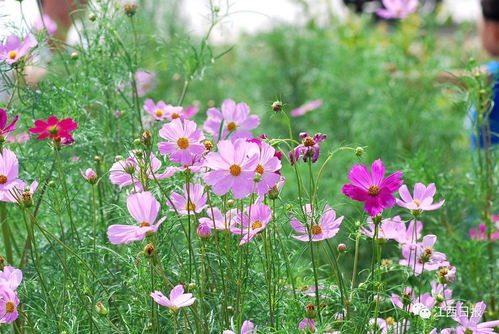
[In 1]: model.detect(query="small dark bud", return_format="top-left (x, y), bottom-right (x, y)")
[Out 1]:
top-left (272, 100), bottom-right (283, 112)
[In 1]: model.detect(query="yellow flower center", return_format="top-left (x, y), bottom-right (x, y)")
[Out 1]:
top-left (229, 164), bottom-right (242, 176)
top-left (227, 122), bottom-right (237, 131)
top-left (252, 221), bottom-right (262, 229)
top-left (424, 247), bottom-right (432, 255)
top-left (7, 51), bottom-right (17, 60)
top-left (140, 222), bottom-right (151, 227)
top-left (368, 186), bottom-right (380, 196)
top-left (203, 140), bottom-right (213, 151)
top-left (255, 164), bottom-right (264, 174)
top-left (412, 200), bottom-right (421, 206)
top-left (303, 137), bottom-right (316, 147)
top-left (0, 175), bottom-right (7, 184)
top-left (177, 137), bottom-right (190, 150)
top-left (5, 301), bottom-right (15, 313)
top-left (311, 225), bottom-right (322, 235)
top-left (386, 317), bottom-right (396, 326)
top-left (47, 125), bottom-right (59, 135)
top-left (171, 113), bottom-right (180, 119)
top-left (154, 109), bottom-right (163, 117)
top-left (185, 201), bottom-right (196, 211)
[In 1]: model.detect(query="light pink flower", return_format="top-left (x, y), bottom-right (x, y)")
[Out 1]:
top-left (298, 318), bottom-right (315, 332)
top-left (203, 99), bottom-right (260, 141)
top-left (0, 34), bottom-right (37, 65)
top-left (469, 224), bottom-right (499, 241)
top-left (368, 318), bottom-right (408, 334)
top-left (391, 287), bottom-right (435, 312)
top-left (158, 119), bottom-right (205, 165)
top-left (143, 99), bottom-right (172, 121)
top-left (33, 14), bottom-right (58, 35)
top-left (431, 281), bottom-right (454, 310)
top-left (0, 266), bottom-right (22, 290)
top-left (198, 207), bottom-right (238, 230)
top-left (231, 204), bottom-right (272, 245)
top-left (0, 149), bottom-right (20, 194)
top-left (342, 159), bottom-right (403, 217)
top-left (167, 183), bottom-right (207, 215)
top-left (400, 235), bottom-right (449, 275)
top-left (183, 105), bottom-right (200, 119)
top-left (290, 204), bottom-right (343, 242)
top-left (361, 216), bottom-right (405, 240)
top-left (150, 284), bottom-right (195, 311)
top-left (376, 0), bottom-right (418, 19)
top-left (291, 99), bottom-right (323, 117)
top-left (223, 320), bottom-right (256, 334)
top-left (0, 181), bottom-right (38, 204)
top-left (203, 139), bottom-right (258, 199)
top-left (107, 192), bottom-right (165, 244)
top-left (135, 70), bottom-right (156, 97)
top-left (452, 301), bottom-right (499, 333)
top-left (396, 183), bottom-right (444, 212)
top-left (0, 287), bottom-right (19, 323)
top-left (393, 219), bottom-right (423, 245)
top-left (250, 142), bottom-right (281, 196)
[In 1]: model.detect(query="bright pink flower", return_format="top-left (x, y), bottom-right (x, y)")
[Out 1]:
top-left (469, 224), bottom-right (499, 241)
top-left (135, 70), bottom-right (156, 97)
top-left (393, 219), bottom-right (422, 245)
top-left (298, 318), bottom-right (315, 332)
top-left (0, 34), bottom-right (37, 65)
top-left (397, 183), bottom-right (444, 212)
top-left (223, 320), bottom-right (256, 334)
top-left (361, 216), bottom-right (405, 240)
top-left (342, 159), bottom-right (403, 217)
top-left (203, 99), bottom-right (260, 141)
top-left (29, 116), bottom-right (77, 141)
top-left (400, 235), bottom-right (449, 275)
top-left (291, 99), bottom-right (323, 117)
top-left (250, 142), bottom-right (281, 196)
top-left (452, 301), bottom-right (499, 333)
top-left (107, 192), bottom-right (165, 244)
top-left (0, 149), bottom-right (20, 194)
top-left (0, 287), bottom-right (19, 323)
top-left (289, 132), bottom-right (326, 165)
top-left (143, 99), bottom-right (171, 121)
top-left (33, 14), bottom-right (58, 35)
top-left (376, 0), bottom-right (418, 19)
top-left (0, 266), bottom-right (22, 291)
top-left (199, 207), bottom-right (238, 230)
top-left (231, 204), bottom-right (272, 245)
top-left (203, 139), bottom-right (258, 199)
top-left (167, 183), bottom-right (207, 215)
top-left (158, 119), bottom-right (205, 165)
top-left (290, 204), bottom-right (343, 242)
top-left (150, 284), bottom-right (195, 310)
top-left (0, 109), bottom-right (19, 138)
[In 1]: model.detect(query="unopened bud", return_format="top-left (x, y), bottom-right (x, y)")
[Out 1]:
top-left (355, 147), bottom-right (364, 157)
top-left (141, 130), bottom-right (152, 148)
top-left (95, 301), bottom-right (109, 315)
top-left (436, 295), bottom-right (445, 303)
top-left (94, 155), bottom-right (102, 162)
top-left (272, 100), bottom-right (283, 112)
top-left (48, 180), bottom-right (56, 188)
top-left (133, 138), bottom-right (141, 146)
top-left (115, 155), bottom-right (124, 162)
top-left (188, 282), bottom-right (196, 289)
top-left (305, 303), bottom-right (316, 319)
top-left (227, 200), bottom-right (235, 207)
top-left (337, 243), bottom-right (347, 252)
top-left (21, 191), bottom-right (33, 207)
top-left (143, 244), bottom-right (155, 257)
top-left (196, 222), bottom-right (211, 239)
top-left (71, 52), bottom-right (78, 60)
top-left (267, 186), bottom-right (279, 200)
top-left (386, 317), bottom-right (396, 326)
top-left (124, 4), bottom-right (137, 16)
top-left (88, 13), bottom-right (96, 21)
top-left (0, 256), bottom-right (4, 270)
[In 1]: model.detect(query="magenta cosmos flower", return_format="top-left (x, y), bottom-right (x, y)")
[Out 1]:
top-left (0, 287), bottom-right (19, 323)
top-left (376, 0), bottom-right (418, 19)
top-left (107, 192), bottom-right (165, 244)
top-left (0, 34), bottom-right (37, 65)
top-left (0, 109), bottom-right (19, 139)
top-left (0, 149), bottom-right (20, 194)
top-left (289, 132), bottom-right (326, 165)
top-left (223, 320), bottom-right (256, 334)
top-left (291, 99), bottom-right (323, 117)
top-left (33, 15), bottom-right (58, 35)
top-left (400, 235), bottom-right (449, 275)
top-left (158, 119), bottom-right (205, 165)
top-left (143, 99), bottom-right (183, 121)
top-left (204, 99), bottom-right (260, 141)
top-left (451, 301), bottom-right (499, 333)
top-left (291, 204), bottom-right (343, 242)
top-left (231, 204), bottom-right (272, 245)
top-left (150, 284), bottom-right (195, 311)
top-left (199, 207), bottom-right (238, 231)
top-left (29, 116), bottom-right (77, 141)
top-left (167, 183), bottom-right (207, 215)
top-left (250, 142), bottom-right (281, 196)
top-left (203, 139), bottom-right (259, 199)
top-left (342, 159), bottom-right (403, 217)
top-left (397, 183), bottom-right (445, 212)
top-left (469, 223), bottom-right (499, 241)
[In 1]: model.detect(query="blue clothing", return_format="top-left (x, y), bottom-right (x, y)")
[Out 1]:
top-left (471, 61), bottom-right (499, 147)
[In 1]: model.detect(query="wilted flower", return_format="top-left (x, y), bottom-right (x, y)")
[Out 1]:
top-left (396, 183), bottom-right (445, 212)
top-left (231, 204), bottom-right (272, 245)
top-left (29, 116), bottom-right (77, 143)
top-left (290, 204), bottom-right (343, 242)
top-left (289, 133), bottom-right (326, 165)
top-left (167, 183), bottom-right (207, 215)
top-left (376, 0), bottom-right (418, 19)
top-left (291, 99), bottom-right (322, 117)
top-left (0, 109), bottom-right (19, 140)
top-left (33, 15), bottom-right (58, 35)
top-left (158, 119), bottom-right (205, 165)
top-left (150, 284), bottom-right (195, 311)
top-left (0, 34), bottom-right (37, 65)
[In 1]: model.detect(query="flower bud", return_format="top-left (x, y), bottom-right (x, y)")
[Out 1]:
top-left (48, 180), bottom-right (56, 188)
top-left (337, 243), bottom-right (347, 252)
top-left (267, 186), bottom-right (280, 200)
top-left (386, 317), bottom-right (395, 326)
top-left (114, 110), bottom-right (124, 118)
top-left (436, 294), bottom-right (445, 303)
top-left (203, 140), bottom-right (213, 151)
top-left (124, 4), bottom-right (137, 16)
top-left (21, 191), bottom-right (33, 207)
top-left (188, 282), bottom-right (196, 289)
top-left (305, 303), bottom-right (316, 319)
top-left (381, 259), bottom-right (393, 268)
top-left (0, 256), bottom-right (5, 270)
top-left (95, 301), bottom-right (109, 315)
top-left (71, 52), bottom-right (78, 60)
top-left (81, 168), bottom-right (98, 185)
top-left (141, 129), bottom-right (152, 148)
top-left (88, 13), bottom-right (96, 21)
top-left (355, 147), bottom-right (364, 157)
top-left (143, 244), bottom-right (155, 257)
top-left (272, 100), bottom-right (283, 112)
top-left (227, 199), bottom-right (235, 207)
top-left (133, 138), bottom-right (141, 147)
top-left (94, 155), bottom-right (102, 162)
top-left (197, 222), bottom-right (211, 239)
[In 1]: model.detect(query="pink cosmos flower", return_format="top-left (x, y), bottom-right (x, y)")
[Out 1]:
top-left (231, 204), bottom-right (272, 245)
top-left (0, 266), bottom-right (22, 291)
top-left (452, 301), bottom-right (499, 333)
top-left (368, 318), bottom-right (408, 334)
top-left (469, 224), bottom-right (499, 241)
top-left (298, 318), bottom-right (315, 332)
top-left (0, 287), bottom-right (19, 323)
top-left (0, 149), bottom-right (20, 194)
top-left (0, 109), bottom-right (19, 139)
top-left (0, 34), bottom-right (37, 65)
top-left (198, 207), bottom-right (238, 230)
top-left (393, 219), bottom-right (423, 245)
top-left (361, 216), bottom-right (405, 240)
top-left (81, 168), bottom-right (98, 184)
top-left (196, 221), bottom-right (212, 238)
top-left (391, 287), bottom-right (435, 313)
top-left (250, 142), bottom-right (281, 196)
top-left (143, 99), bottom-right (183, 121)
top-left (29, 116), bottom-right (77, 142)
top-left (400, 235), bottom-right (449, 275)
top-left (33, 14), bottom-right (58, 35)
top-left (291, 99), bottom-right (323, 117)
top-left (289, 132), bottom-right (326, 166)
top-left (203, 99), bottom-right (260, 141)
top-left (396, 183), bottom-right (445, 212)
top-left (376, 0), bottom-right (418, 19)
top-left (4, 132), bottom-right (29, 144)
top-left (290, 204), bottom-right (343, 242)
top-left (135, 70), bottom-right (156, 97)
top-left (203, 139), bottom-right (258, 199)
top-left (158, 119), bottom-right (205, 165)
top-left (107, 192), bottom-right (165, 244)
top-left (150, 284), bottom-right (195, 311)
top-left (0, 180), bottom-right (37, 204)
top-left (183, 105), bottom-right (200, 119)
top-left (223, 320), bottom-right (256, 334)
top-left (167, 183), bottom-right (207, 215)
top-left (342, 159), bottom-right (403, 217)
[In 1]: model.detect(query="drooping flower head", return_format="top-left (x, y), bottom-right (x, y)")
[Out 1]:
top-left (29, 116), bottom-right (77, 144)
top-left (0, 287), bottom-right (19, 323)
top-left (204, 99), bottom-right (260, 141)
top-left (150, 284), bottom-right (195, 311)
top-left (342, 159), bottom-right (403, 217)
top-left (158, 119), bottom-right (205, 165)
top-left (249, 142), bottom-right (281, 196)
top-left (0, 34), bottom-right (37, 65)
top-left (289, 132), bottom-right (326, 165)
top-left (203, 139), bottom-right (258, 199)
top-left (231, 204), bottom-right (272, 245)
top-left (107, 192), bottom-right (165, 244)
top-left (396, 183), bottom-right (444, 212)
top-left (33, 15), bottom-right (58, 35)
top-left (291, 99), bottom-right (323, 117)
top-left (290, 204), bottom-right (343, 242)
top-left (167, 183), bottom-right (207, 215)
top-left (0, 149), bottom-right (20, 194)
top-left (0, 109), bottom-right (19, 139)
top-left (400, 235), bottom-right (449, 275)
top-left (223, 320), bottom-right (256, 334)
top-left (376, 0), bottom-right (418, 19)
top-left (452, 301), bottom-right (499, 333)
